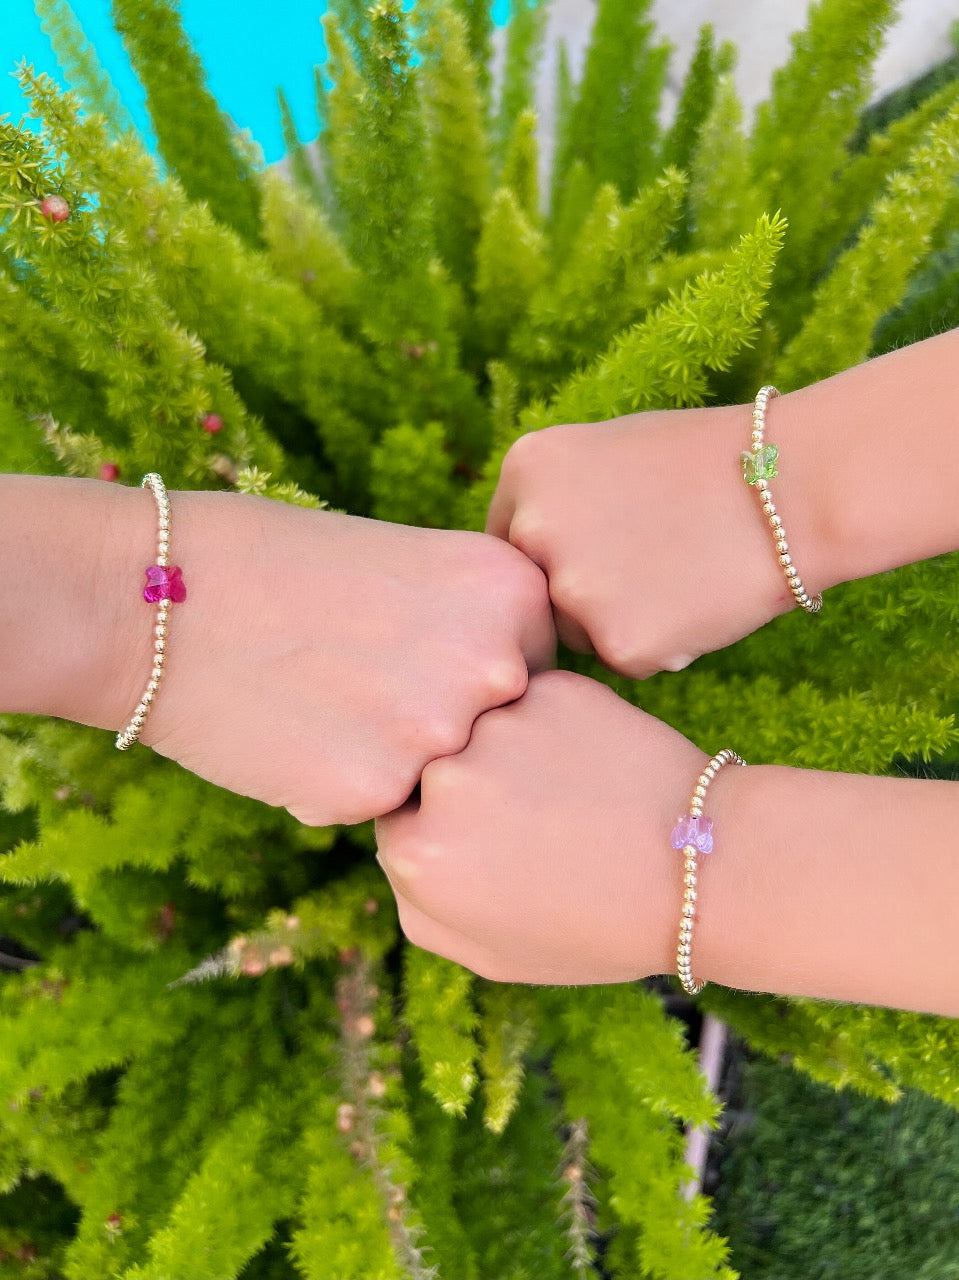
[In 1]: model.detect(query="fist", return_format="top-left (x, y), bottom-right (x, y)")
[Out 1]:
top-left (133, 496), bottom-right (556, 826)
top-left (376, 671), bottom-right (706, 984)
top-left (486, 407), bottom-right (808, 678)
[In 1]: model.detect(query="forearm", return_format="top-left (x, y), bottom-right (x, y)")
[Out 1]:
top-left (765, 329), bottom-right (959, 592)
top-left (0, 474), bottom-right (150, 731)
top-left (693, 762), bottom-right (958, 1016)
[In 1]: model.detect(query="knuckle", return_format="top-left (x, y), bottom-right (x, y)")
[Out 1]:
top-left (420, 715), bottom-right (469, 762)
top-left (377, 835), bottom-right (428, 895)
top-left (395, 902), bottom-right (431, 951)
top-left (481, 654), bottom-right (529, 706)
top-left (527, 668), bottom-right (582, 698)
top-left (505, 509), bottom-right (546, 555)
top-left (661, 651), bottom-right (695, 674)
top-left (420, 752), bottom-right (465, 796)
top-left (594, 627), bottom-right (646, 677)
top-left (548, 568), bottom-right (592, 616)
top-left (465, 951), bottom-right (510, 984)
top-left (510, 552), bottom-right (551, 613)
top-left (286, 803), bottom-right (332, 828)
top-left (459, 541), bottom-right (552, 636)
top-left (463, 531), bottom-right (521, 586)
top-left (501, 428), bottom-right (544, 478)
top-left (347, 770), bottom-right (415, 824)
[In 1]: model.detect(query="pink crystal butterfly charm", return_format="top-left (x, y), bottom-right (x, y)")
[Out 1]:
top-left (670, 813), bottom-right (714, 854)
top-left (143, 565), bottom-right (187, 603)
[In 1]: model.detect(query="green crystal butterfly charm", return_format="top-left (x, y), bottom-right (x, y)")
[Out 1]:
top-left (740, 442), bottom-right (779, 485)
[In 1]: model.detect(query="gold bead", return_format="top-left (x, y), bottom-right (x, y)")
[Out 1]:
top-left (675, 749), bottom-right (746, 996)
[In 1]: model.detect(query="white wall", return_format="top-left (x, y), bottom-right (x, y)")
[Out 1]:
top-left (501, 0), bottom-right (957, 177)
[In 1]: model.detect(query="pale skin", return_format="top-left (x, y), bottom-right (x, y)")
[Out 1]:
top-left (377, 329), bottom-right (959, 1017)
top-left (0, 477), bottom-right (555, 826)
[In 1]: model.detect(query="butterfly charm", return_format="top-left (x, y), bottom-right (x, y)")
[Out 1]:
top-left (670, 813), bottom-right (714, 855)
top-left (740, 442), bottom-right (779, 485)
top-left (143, 564), bottom-right (187, 603)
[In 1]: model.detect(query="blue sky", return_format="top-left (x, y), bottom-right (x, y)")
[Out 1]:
top-left (2, 1), bottom-right (511, 164)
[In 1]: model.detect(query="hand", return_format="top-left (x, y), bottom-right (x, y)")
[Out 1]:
top-left (486, 405), bottom-right (827, 678)
top-left (375, 670), bottom-right (712, 985)
top-left (109, 492), bottom-right (555, 825)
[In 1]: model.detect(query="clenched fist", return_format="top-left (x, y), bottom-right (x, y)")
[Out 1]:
top-left (137, 496), bottom-right (557, 825)
top-left (376, 671), bottom-right (717, 984)
top-left (486, 404), bottom-right (828, 678)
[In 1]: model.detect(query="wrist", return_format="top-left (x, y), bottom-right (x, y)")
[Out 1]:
top-left (722, 394), bottom-right (837, 612)
top-left (691, 760), bottom-right (782, 994)
top-left (0, 475), bottom-right (158, 733)
top-left (692, 760), bottom-right (859, 1000)
top-left (694, 760), bottom-right (959, 1015)
top-left (682, 402), bottom-right (828, 629)
top-left (772, 330), bottom-right (959, 590)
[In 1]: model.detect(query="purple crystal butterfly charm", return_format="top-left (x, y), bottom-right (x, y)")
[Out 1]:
top-left (670, 813), bottom-right (714, 854)
top-left (143, 564), bottom-right (187, 604)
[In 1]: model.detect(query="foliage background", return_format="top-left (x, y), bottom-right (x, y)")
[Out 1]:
top-left (713, 1053), bottom-right (959, 1279)
top-left (1, 0), bottom-right (958, 1276)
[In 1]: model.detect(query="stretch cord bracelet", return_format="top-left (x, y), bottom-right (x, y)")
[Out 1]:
top-left (671, 749), bottom-right (747, 996)
top-left (741, 385), bottom-right (823, 613)
top-left (115, 473), bottom-right (187, 750)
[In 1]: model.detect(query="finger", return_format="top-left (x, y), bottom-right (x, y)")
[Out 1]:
top-left (374, 794), bottom-right (422, 887)
top-left (417, 746), bottom-right (475, 810)
top-left (589, 630), bottom-right (665, 682)
top-left (546, 566), bottom-right (596, 654)
top-left (396, 896), bottom-right (504, 979)
top-left (389, 895), bottom-right (470, 965)
top-left (375, 789), bottom-right (459, 906)
top-left (484, 472), bottom-right (516, 541)
top-left (547, 572), bottom-right (662, 677)
top-left (378, 813), bottom-right (497, 974)
top-left (497, 543), bottom-right (557, 678)
top-left (520, 604), bottom-right (558, 675)
top-left (552, 605), bottom-right (594, 656)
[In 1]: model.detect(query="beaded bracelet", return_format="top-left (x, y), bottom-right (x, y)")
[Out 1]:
top-left (671, 749), bottom-right (747, 995)
top-left (115, 473), bottom-right (187, 750)
top-left (741, 385), bottom-right (822, 613)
